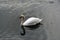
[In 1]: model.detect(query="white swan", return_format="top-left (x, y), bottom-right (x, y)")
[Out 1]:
top-left (19, 15), bottom-right (43, 35)
top-left (23, 17), bottom-right (42, 26)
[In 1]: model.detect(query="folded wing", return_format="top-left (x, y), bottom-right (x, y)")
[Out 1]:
top-left (23, 17), bottom-right (42, 26)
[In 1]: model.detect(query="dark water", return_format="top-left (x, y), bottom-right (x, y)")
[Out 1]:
top-left (0, 0), bottom-right (60, 40)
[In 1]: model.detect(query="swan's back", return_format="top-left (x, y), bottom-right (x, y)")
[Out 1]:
top-left (23, 17), bottom-right (42, 26)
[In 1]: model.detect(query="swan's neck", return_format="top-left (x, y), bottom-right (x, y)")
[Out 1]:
top-left (20, 17), bottom-right (25, 36)
top-left (21, 20), bottom-right (24, 25)
top-left (20, 18), bottom-right (24, 25)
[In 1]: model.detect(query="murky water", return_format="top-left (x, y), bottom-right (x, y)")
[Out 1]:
top-left (0, 0), bottom-right (60, 40)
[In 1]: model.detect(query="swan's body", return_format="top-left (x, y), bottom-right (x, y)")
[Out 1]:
top-left (20, 15), bottom-right (43, 36)
top-left (23, 17), bottom-right (42, 26)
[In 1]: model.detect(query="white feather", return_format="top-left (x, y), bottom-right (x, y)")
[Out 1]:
top-left (23, 17), bottom-right (42, 26)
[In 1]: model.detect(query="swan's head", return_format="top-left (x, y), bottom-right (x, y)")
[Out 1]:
top-left (19, 15), bottom-right (25, 25)
top-left (20, 15), bottom-right (25, 20)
